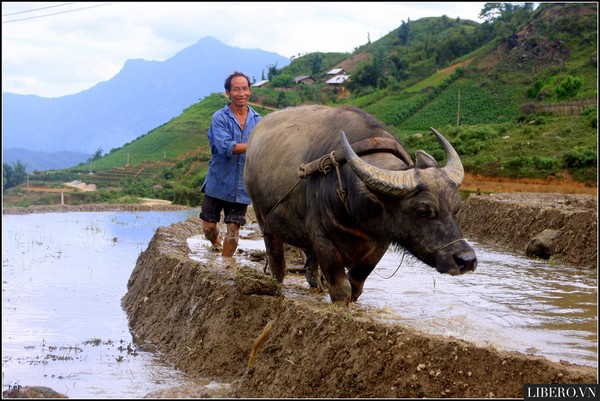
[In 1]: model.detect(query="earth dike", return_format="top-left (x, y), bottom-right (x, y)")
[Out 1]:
top-left (121, 192), bottom-right (597, 398)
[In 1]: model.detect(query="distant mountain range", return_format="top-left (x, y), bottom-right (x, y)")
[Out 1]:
top-left (2, 36), bottom-right (290, 172)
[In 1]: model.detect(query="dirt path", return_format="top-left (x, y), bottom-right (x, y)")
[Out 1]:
top-left (461, 172), bottom-right (597, 195)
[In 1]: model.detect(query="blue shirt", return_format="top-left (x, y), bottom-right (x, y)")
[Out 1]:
top-left (201, 104), bottom-right (262, 204)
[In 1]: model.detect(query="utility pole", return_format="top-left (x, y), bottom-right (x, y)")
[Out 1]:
top-left (457, 88), bottom-right (461, 126)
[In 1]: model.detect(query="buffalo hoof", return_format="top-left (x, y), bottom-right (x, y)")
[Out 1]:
top-left (305, 265), bottom-right (318, 288)
top-left (304, 252), bottom-right (318, 288)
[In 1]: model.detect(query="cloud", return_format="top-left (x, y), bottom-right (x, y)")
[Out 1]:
top-left (2, 2), bottom-right (487, 97)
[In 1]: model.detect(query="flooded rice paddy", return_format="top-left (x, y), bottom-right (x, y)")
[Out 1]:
top-left (2, 210), bottom-right (203, 398)
top-left (2, 211), bottom-right (597, 398)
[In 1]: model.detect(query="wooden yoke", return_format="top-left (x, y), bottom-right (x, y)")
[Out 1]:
top-left (297, 136), bottom-right (414, 178)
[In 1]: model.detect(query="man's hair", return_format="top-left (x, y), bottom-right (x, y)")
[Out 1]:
top-left (224, 71), bottom-right (251, 91)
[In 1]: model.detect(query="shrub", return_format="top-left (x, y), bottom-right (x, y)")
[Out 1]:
top-left (563, 147), bottom-right (597, 168)
top-left (555, 75), bottom-right (583, 99)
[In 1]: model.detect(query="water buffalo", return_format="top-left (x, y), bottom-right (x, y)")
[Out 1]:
top-left (244, 105), bottom-right (477, 305)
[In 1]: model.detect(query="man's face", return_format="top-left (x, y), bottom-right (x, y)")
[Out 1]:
top-left (227, 76), bottom-right (251, 107)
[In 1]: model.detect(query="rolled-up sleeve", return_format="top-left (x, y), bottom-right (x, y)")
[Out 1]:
top-left (209, 112), bottom-right (237, 157)
top-left (202, 104), bottom-right (261, 204)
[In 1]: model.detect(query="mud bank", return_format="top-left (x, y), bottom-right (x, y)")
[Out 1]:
top-left (121, 193), bottom-right (597, 398)
top-left (457, 192), bottom-right (597, 269)
top-left (2, 203), bottom-right (190, 215)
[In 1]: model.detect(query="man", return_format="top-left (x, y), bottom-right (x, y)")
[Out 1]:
top-left (200, 71), bottom-right (262, 257)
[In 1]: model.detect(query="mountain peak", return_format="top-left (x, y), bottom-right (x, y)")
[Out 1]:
top-left (3, 38), bottom-right (290, 159)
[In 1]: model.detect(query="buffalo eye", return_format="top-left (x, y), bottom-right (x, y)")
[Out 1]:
top-left (415, 204), bottom-right (436, 219)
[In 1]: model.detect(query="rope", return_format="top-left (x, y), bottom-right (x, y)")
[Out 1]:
top-left (373, 239), bottom-right (467, 280)
top-left (315, 151), bottom-right (350, 213)
top-left (435, 238), bottom-right (467, 255)
top-left (263, 177), bottom-right (303, 234)
top-left (261, 150), bottom-right (350, 274)
top-left (261, 177), bottom-right (303, 274)
top-left (373, 252), bottom-right (406, 279)
top-left (317, 153), bottom-right (333, 174)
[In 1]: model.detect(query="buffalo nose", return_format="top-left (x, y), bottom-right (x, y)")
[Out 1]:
top-left (457, 252), bottom-right (477, 273)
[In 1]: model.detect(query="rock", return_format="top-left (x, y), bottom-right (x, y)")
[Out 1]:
top-left (526, 229), bottom-right (561, 259)
top-left (2, 386), bottom-right (68, 398)
top-left (234, 268), bottom-right (281, 296)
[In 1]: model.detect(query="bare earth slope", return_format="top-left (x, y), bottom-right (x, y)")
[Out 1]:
top-left (457, 193), bottom-right (597, 269)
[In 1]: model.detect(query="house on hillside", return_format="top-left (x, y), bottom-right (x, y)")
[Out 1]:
top-left (294, 75), bottom-right (316, 84)
top-left (252, 79), bottom-right (269, 88)
top-left (326, 68), bottom-right (345, 77)
top-left (326, 74), bottom-right (350, 86)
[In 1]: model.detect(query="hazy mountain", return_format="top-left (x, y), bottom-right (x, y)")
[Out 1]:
top-left (2, 148), bottom-right (91, 173)
top-left (2, 36), bottom-right (289, 170)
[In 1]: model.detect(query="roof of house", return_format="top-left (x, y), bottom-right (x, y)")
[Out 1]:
top-left (252, 79), bottom-right (269, 87)
top-left (326, 68), bottom-right (345, 75)
top-left (326, 75), bottom-right (350, 85)
top-left (294, 75), bottom-right (314, 83)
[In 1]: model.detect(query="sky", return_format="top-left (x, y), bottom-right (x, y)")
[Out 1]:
top-left (2, 2), bottom-right (490, 98)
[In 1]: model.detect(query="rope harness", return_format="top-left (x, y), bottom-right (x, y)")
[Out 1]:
top-left (263, 136), bottom-right (413, 235)
top-left (316, 151), bottom-right (350, 213)
top-left (375, 238), bottom-right (468, 280)
top-left (435, 238), bottom-right (468, 255)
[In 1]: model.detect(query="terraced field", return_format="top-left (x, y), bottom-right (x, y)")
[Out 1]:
top-left (77, 161), bottom-right (174, 186)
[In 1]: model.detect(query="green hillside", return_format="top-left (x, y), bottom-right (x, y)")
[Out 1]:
top-left (5, 3), bottom-right (596, 207)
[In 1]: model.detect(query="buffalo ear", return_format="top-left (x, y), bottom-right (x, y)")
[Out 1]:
top-left (414, 150), bottom-right (438, 168)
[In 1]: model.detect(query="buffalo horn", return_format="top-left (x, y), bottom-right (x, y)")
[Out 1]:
top-left (340, 129), bottom-right (464, 198)
top-left (430, 127), bottom-right (464, 186)
top-left (340, 131), bottom-right (418, 197)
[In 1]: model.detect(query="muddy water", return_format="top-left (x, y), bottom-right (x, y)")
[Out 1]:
top-left (2, 212), bottom-right (597, 399)
top-left (359, 242), bottom-right (597, 367)
top-left (189, 230), bottom-right (598, 368)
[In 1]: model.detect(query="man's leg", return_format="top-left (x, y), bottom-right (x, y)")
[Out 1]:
top-left (199, 195), bottom-right (223, 252)
top-left (222, 222), bottom-right (240, 257)
top-left (202, 220), bottom-right (223, 251)
top-left (222, 201), bottom-right (247, 258)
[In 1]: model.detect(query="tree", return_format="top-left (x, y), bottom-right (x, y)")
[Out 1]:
top-left (479, 2), bottom-right (503, 22)
top-left (87, 148), bottom-right (104, 164)
top-left (267, 63), bottom-right (279, 80)
top-left (479, 3), bottom-right (535, 37)
top-left (311, 53), bottom-right (323, 75)
top-left (399, 19), bottom-right (410, 45)
top-left (270, 73), bottom-right (294, 88)
top-left (3, 160), bottom-right (27, 192)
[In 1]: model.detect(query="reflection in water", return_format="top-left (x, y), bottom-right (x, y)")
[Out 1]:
top-left (2, 211), bottom-right (203, 398)
top-left (189, 234), bottom-right (597, 367)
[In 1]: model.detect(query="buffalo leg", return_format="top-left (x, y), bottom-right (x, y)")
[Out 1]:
top-left (315, 249), bottom-right (351, 305)
top-left (304, 250), bottom-right (318, 287)
top-left (347, 264), bottom-right (376, 302)
top-left (264, 234), bottom-right (286, 282)
top-left (304, 250), bottom-right (328, 292)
